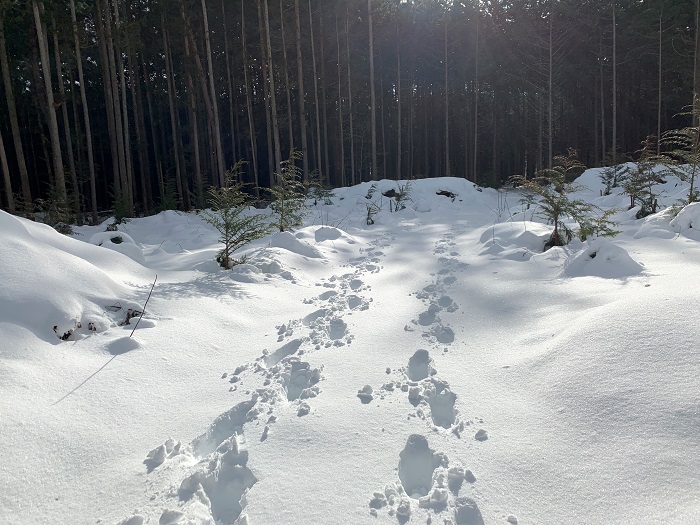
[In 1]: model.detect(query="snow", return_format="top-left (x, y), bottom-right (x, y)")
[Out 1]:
top-left (2, 172), bottom-right (700, 525)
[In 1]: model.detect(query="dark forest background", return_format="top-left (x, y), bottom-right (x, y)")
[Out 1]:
top-left (0, 0), bottom-right (697, 222)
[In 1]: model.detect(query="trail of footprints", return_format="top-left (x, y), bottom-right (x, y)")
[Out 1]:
top-left (137, 236), bottom-right (390, 525)
top-left (362, 231), bottom-right (504, 525)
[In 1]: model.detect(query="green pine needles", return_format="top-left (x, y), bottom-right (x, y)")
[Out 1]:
top-left (203, 161), bottom-right (270, 269)
top-left (511, 149), bottom-right (619, 249)
top-left (270, 150), bottom-right (308, 232)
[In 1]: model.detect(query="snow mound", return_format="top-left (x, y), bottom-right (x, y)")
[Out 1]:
top-left (89, 231), bottom-right (146, 265)
top-left (269, 231), bottom-right (323, 258)
top-left (634, 209), bottom-right (676, 239)
top-left (561, 239), bottom-right (643, 279)
top-left (314, 226), bottom-right (343, 242)
top-left (229, 264), bottom-right (264, 283)
top-left (479, 221), bottom-right (552, 259)
top-left (0, 211), bottom-right (139, 343)
top-left (670, 202), bottom-right (700, 240)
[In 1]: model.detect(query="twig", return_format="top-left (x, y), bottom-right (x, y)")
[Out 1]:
top-left (130, 275), bottom-right (157, 338)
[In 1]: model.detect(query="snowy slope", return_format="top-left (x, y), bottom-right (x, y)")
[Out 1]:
top-left (1, 173), bottom-right (699, 525)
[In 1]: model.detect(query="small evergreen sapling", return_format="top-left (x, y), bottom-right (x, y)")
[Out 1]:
top-left (660, 123), bottom-right (700, 204)
top-left (270, 150), bottom-right (308, 232)
top-left (623, 137), bottom-right (665, 219)
top-left (510, 149), bottom-right (618, 249)
top-left (203, 162), bottom-right (270, 269)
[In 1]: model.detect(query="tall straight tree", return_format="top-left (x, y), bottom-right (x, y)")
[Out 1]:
top-left (368, 0), bottom-right (377, 180)
top-left (201, 0), bottom-right (226, 186)
top-left (346, 6), bottom-right (355, 185)
top-left (70, 0), bottom-right (97, 223)
top-left (262, 0), bottom-right (282, 174)
top-left (280, 0), bottom-right (294, 154)
top-left (0, 129), bottom-right (14, 212)
top-left (241, 0), bottom-right (260, 192)
top-left (52, 18), bottom-right (80, 218)
top-left (335, 13), bottom-right (345, 187)
top-left (396, 15), bottom-right (401, 181)
top-left (473, 7), bottom-right (479, 182)
top-left (112, 0), bottom-right (134, 211)
top-left (444, 9), bottom-right (450, 178)
top-left (32, 0), bottom-right (67, 203)
top-left (222, 0), bottom-right (237, 166)
top-left (612, 0), bottom-right (617, 167)
top-left (0, 7), bottom-right (31, 205)
top-left (308, 0), bottom-right (322, 181)
top-left (294, 0), bottom-right (309, 181)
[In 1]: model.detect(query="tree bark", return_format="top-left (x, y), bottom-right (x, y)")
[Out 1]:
top-left (32, 0), bottom-right (67, 203)
top-left (397, 18), bottom-right (401, 181)
top-left (222, 0), bottom-right (236, 166)
top-left (294, 0), bottom-right (309, 181)
top-left (112, 0), bottom-right (134, 212)
top-left (335, 14), bottom-right (345, 187)
top-left (262, 0), bottom-right (282, 175)
top-left (0, 129), bottom-right (14, 212)
top-left (473, 10), bottom-right (479, 182)
top-left (346, 7), bottom-right (355, 185)
top-left (612, 0), bottom-right (617, 167)
top-left (368, 0), bottom-right (377, 180)
top-left (0, 9), bottom-right (32, 205)
top-left (308, 0), bottom-right (323, 181)
top-left (280, 0), bottom-right (294, 155)
top-left (70, 0), bottom-right (97, 223)
top-left (52, 18), bottom-right (80, 218)
top-left (201, 0), bottom-right (226, 186)
top-left (242, 0), bottom-right (260, 194)
top-left (184, 31), bottom-right (204, 206)
top-left (162, 20), bottom-right (185, 209)
top-left (444, 12), bottom-right (450, 178)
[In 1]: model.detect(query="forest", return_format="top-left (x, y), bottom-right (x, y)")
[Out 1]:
top-left (0, 0), bottom-right (697, 223)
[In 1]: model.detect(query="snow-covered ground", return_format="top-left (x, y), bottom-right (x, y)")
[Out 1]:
top-left (1, 170), bottom-right (699, 525)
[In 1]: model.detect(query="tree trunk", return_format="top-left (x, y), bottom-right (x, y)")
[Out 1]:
top-left (336, 14), bottom-right (345, 187)
top-left (319, 6), bottom-right (330, 185)
top-left (368, 0), bottom-right (377, 180)
top-left (0, 130), bottom-right (14, 212)
top-left (52, 18), bottom-right (80, 218)
top-left (308, 0), bottom-right (323, 181)
top-left (142, 57), bottom-right (164, 201)
top-left (396, 19), bottom-right (402, 181)
top-left (294, 0), bottom-right (309, 181)
top-left (548, 14), bottom-right (553, 169)
top-left (71, 0), bottom-right (97, 223)
top-left (0, 9), bottom-right (32, 206)
top-left (32, 0), bottom-right (67, 203)
top-left (112, 0), bottom-right (134, 212)
top-left (184, 32), bottom-right (204, 206)
top-left (262, 0), bottom-right (282, 175)
top-left (694, 0), bottom-right (700, 127)
top-left (129, 50), bottom-right (151, 213)
top-left (222, 0), bottom-right (236, 167)
top-left (257, 0), bottom-right (274, 182)
top-left (280, 0), bottom-right (294, 155)
top-left (163, 20), bottom-right (185, 209)
top-left (95, 0), bottom-right (119, 196)
top-left (444, 12), bottom-right (450, 178)
top-left (201, 0), bottom-right (226, 186)
top-left (657, 6), bottom-right (663, 155)
top-left (242, 0), bottom-right (260, 194)
top-left (600, 31), bottom-right (606, 164)
top-left (346, 6), bottom-right (355, 185)
top-left (101, 0), bottom-right (128, 203)
top-left (473, 10), bottom-right (479, 182)
top-left (612, 1), bottom-right (617, 167)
